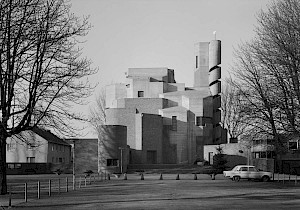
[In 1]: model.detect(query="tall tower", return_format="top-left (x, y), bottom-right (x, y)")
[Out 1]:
top-left (194, 40), bottom-right (222, 143)
top-left (209, 40), bottom-right (222, 143)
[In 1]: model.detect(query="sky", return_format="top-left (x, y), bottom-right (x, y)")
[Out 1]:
top-left (69, 0), bottom-right (271, 137)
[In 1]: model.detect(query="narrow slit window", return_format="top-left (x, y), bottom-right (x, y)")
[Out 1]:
top-left (172, 116), bottom-right (177, 131)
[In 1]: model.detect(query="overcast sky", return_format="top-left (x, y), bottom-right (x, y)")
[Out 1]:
top-left (69, 0), bottom-right (271, 137)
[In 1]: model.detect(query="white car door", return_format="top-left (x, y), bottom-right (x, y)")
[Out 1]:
top-left (248, 166), bottom-right (260, 179)
top-left (238, 166), bottom-right (249, 179)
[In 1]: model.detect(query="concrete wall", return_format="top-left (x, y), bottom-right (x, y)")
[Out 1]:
top-left (105, 108), bottom-right (137, 149)
top-left (160, 107), bottom-right (194, 164)
top-left (98, 125), bottom-right (128, 173)
top-left (127, 68), bottom-right (175, 83)
top-left (194, 42), bottom-right (209, 87)
top-left (123, 98), bottom-right (167, 115)
top-left (106, 83), bottom-right (127, 108)
top-left (142, 114), bottom-right (163, 163)
top-left (204, 143), bottom-right (249, 168)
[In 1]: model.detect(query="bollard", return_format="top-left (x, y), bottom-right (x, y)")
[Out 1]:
top-left (58, 179), bottom-right (61, 194)
top-left (141, 173), bottom-right (144, 180)
top-left (194, 174), bottom-right (197, 180)
top-left (93, 175), bottom-right (95, 183)
top-left (73, 175), bottom-right (76, 191)
top-left (159, 173), bottom-right (163, 180)
top-left (211, 174), bottom-right (215, 180)
top-left (79, 177), bottom-right (81, 188)
top-left (176, 174), bottom-right (180, 180)
top-left (24, 183), bottom-right (27, 202)
top-left (105, 172), bottom-right (107, 180)
top-left (66, 177), bottom-right (68, 192)
top-left (84, 176), bottom-right (87, 187)
top-left (277, 173), bottom-right (280, 182)
top-left (37, 181), bottom-right (40, 199)
top-left (9, 186), bottom-right (12, 207)
top-left (272, 173), bottom-right (274, 181)
top-left (89, 175), bottom-right (91, 185)
top-left (8, 185), bottom-right (12, 207)
top-left (124, 173), bottom-right (127, 180)
top-left (49, 180), bottom-right (51, 196)
top-left (289, 174), bottom-right (291, 182)
top-left (108, 173), bottom-right (110, 180)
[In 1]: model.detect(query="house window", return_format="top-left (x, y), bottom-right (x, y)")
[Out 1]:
top-left (289, 140), bottom-right (299, 150)
top-left (27, 157), bottom-right (35, 163)
top-left (107, 159), bottom-right (118, 166)
top-left (138, 91), bottom-right (144, 97)
top-left (252, 151), bottom-right (275, 159)
top-left (59, 158), bottom-right (62, 163)
top-left (7, 143), bottom-right (16, 151)
top-left (7, 164), bottom-right (15, 169)
top-left (27, 143), bottom-right (35, 150)
top-left (171, 116), bottom-right (177, 131)
top-left (196, 116), bottom-right (201, 126)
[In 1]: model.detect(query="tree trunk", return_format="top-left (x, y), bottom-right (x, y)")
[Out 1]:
top-left (0, 133), bottom-right (7, 195)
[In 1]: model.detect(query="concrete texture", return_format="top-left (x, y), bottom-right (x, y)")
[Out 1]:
top-left (3, 174), bottom-right (300, 210)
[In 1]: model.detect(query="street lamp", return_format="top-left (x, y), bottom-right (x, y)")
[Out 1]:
top-left (72, 140), bottom-right (76, 190)
top-left (118, 147), bottom-right (125, 174)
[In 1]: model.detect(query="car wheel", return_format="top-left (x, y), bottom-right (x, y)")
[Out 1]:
top-left (233, 176), bottom-right (240, 182)
top-left (262, 176), bottom-right (270, 182)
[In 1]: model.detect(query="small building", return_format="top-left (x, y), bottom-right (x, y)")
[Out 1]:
top-left (6, 127), bottom-right (71, 174)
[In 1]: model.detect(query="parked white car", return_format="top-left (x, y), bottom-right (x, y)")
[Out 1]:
top-left (223, 165), bottom-right (272, 182)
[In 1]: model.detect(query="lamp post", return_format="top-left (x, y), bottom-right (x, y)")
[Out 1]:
top-left (118, 147), bottom-right (124, 174)
top-left (72, 140), bottom-right (75, 190)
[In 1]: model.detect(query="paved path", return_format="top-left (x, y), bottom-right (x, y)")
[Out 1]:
top-left (1, 174), bottom-right (300, 209)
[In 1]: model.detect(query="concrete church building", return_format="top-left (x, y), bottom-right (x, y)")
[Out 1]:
top-left (98, 40), bottom-right (226, 173)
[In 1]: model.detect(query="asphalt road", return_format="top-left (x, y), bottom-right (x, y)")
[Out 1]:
top-left (2, 174), bottom-right (300, 210)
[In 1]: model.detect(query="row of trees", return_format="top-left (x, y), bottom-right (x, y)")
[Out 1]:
top-left (0, 0), bottom-right (96, 194)
top-left (222, 0), bottom-right (300, 157)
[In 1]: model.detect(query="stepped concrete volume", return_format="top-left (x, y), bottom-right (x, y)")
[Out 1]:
top-left (98, 40), bottom-right (226, 174)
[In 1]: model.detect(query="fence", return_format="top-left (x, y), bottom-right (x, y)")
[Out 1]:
top-left (4, 173), bottom-right (109, 207)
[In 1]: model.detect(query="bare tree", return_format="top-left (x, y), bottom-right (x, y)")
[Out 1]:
top-left (231, 0), bottom-right (300, 161)
top-left (221, 76), bottom-right (248, 141)
top-left (89, 88), bottom-right (106, 132)
top-left (0, 0), bottom-right (96, 194)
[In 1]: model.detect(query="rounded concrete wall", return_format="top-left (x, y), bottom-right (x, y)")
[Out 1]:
top-left (209, 40), bottom-right (221, 69)
top-left (209, 40), bottom-right (222, 141)
top-left (98, 125), bottom-right (127, 174)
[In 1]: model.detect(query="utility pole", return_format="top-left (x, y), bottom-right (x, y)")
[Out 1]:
top-left (72, 140), bottom-right (75, 190)
top-left (118, 147), bottom-right (124, 174)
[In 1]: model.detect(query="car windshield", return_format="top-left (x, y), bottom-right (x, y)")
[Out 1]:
top-left (232, 166), bottom-right (239, 171)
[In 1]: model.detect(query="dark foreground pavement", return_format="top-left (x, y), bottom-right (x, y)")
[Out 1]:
top-left (2, 174), bottom-right (300, 209)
